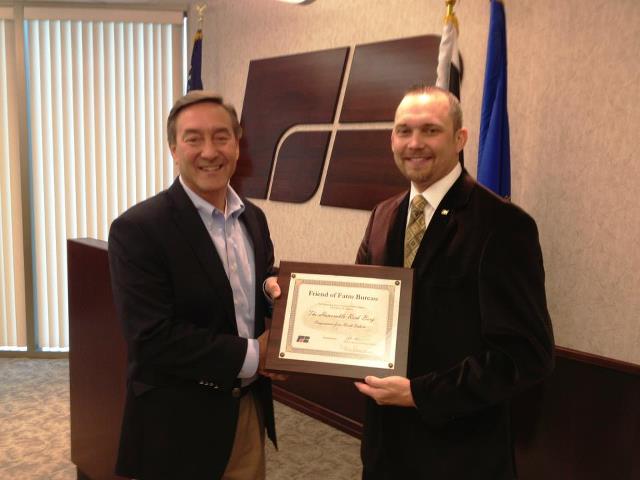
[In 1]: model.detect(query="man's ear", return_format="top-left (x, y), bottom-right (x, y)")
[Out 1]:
top-left (456, 127), bottom-right (468, 153)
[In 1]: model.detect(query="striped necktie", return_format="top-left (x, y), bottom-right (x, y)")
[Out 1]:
top-left (404, 194), bottom-right (428, 267)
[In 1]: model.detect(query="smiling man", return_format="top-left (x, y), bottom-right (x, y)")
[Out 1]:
top-left (109, 91), bottom-right (282, 480)
top-left (354, 86), bottom-right (555, 479)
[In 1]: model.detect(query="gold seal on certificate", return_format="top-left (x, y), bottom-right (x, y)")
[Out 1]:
top-left (265, 261), bottom-right (413, 379)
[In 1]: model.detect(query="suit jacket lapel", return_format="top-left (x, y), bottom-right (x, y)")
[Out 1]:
top-left (166, 179), bottom-right (237, 331)
top-left (413, 170), bottom-right (475, 277)
top-left (239, 204), bottom-right (266, 336)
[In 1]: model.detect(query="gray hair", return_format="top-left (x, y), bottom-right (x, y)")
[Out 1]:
top-left (167, 90), bottom-right (242, 147)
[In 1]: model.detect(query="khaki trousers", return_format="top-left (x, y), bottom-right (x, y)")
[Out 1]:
top-left (221, 391), bottom-right (266, 480)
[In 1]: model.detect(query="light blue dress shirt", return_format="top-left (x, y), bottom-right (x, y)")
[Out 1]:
top-left (180, 177), bottom-right (259, 384)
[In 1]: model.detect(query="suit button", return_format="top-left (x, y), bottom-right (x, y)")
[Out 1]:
top-left (231, 387), bottom-right (241, 398)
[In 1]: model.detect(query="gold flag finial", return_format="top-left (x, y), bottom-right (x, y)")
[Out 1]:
top-left (195, 3), bottom-right (207, 29)
top-left (444, 0), bottom-right (459, 32)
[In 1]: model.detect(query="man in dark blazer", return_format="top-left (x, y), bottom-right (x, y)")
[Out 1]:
top-left (109, 91), bottom-right (282, 480)
top-left (355, 86), bottom-right (555, 479)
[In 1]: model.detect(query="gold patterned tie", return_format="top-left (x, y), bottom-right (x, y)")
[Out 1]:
top-left (404, 194), bottom-right (428, 267)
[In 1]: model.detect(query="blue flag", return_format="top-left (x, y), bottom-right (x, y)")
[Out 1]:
top-left (478, 0), bottom-right (510, 198)
top-left (186, 29), bottom-right (203, 92)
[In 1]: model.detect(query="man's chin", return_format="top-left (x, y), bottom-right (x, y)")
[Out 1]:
top-left (406, 171), bottom-right (431, 184)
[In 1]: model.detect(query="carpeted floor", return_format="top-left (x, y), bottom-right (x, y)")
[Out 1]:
top-left (0, 358), bottom-right (361, 480)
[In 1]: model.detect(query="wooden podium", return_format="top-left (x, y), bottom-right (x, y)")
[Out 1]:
top-left (67, 238), bottom-right (640, 480)
top-left (68, 239), bottom-right (128, 480)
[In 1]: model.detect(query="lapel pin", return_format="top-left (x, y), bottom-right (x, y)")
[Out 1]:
top-left (441, 209), bottom-right (449, 216)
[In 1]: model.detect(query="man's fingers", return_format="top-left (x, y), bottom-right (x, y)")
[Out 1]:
top-left (355, 381), bottom-right (375, 397)
top-left (364, 375), bottom-right (384, 387)
top-left (268, 372), bottom-right (288, 382)
top-left (259, 370), bottom-right (288, 382)
top-left (265, 277), bottom-right (281, 299)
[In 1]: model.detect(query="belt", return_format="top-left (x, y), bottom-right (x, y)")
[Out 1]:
top-left (232, 381), bottom-right (257, 398)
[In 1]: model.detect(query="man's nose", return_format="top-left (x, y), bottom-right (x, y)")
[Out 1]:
top-left (407, 131), bottom-right (424, 149)
top-left (201, 138), bottom-right (218, 158)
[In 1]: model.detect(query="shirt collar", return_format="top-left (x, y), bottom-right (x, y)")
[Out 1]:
top-left (409, 162), bottom-right (462, 210)
top-left (179, 176), bottom-right (245, 219)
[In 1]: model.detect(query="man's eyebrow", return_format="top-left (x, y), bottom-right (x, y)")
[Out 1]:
top-left (182, 127), bottom-right (232, 136)
top-left (182, 128), bottom-right (203, 137)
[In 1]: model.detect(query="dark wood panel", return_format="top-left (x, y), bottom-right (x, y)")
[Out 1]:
top-left (321, 130), bottom-right (408, 210)
top-left (269, 131), bottom-right (331, 203)
top-left (340, 35), bottom-right (441, 123)
top-left (68, 238), bottom-right (127, 480)
top-left (512, 347), bottom-right (640, 480)
top-left (232, 47), bottom-right (348, 199)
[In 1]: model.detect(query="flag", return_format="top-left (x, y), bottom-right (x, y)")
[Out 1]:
top-left (436, 3), bottom-right (463, 164)
top-left (435, 5), bottom-right (461, 99)
top-left (477, 0), bottom-right (510, 198)
top-left (186, 29), bottom-right (203, 92)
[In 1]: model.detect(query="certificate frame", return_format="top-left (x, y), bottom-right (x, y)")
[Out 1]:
top-left (265, 261), bottom-right (413, 379)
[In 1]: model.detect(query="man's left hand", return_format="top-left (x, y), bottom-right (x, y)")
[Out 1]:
top-left (264, 276), bottom-right (281, 300)
top-left (354, 375), bottom-right (415, 407)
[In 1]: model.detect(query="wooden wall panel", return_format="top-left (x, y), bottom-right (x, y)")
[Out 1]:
top-left (269, 131), bottom-right (331, 203)
top-left (321, 130), bottom-right (408, 210)
top-left (232, 48), bottom-right (348, 199)
top-left (340, 35), bottom-right (440, 122)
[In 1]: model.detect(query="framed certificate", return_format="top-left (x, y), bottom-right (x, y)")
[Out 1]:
top-left (265, 261), bottom-right (413, 379)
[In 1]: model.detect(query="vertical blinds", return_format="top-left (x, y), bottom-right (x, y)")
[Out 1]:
top-left (23, 12), bottom-right (182, 350)
top-left (0, 18), bottom-right (28, 351)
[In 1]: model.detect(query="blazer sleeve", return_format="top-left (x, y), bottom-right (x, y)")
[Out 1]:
top-left (108, 212), bottom-right (248, 388)
top-left (410, 212), bottom-right (555, 426)
top-left (356, 206), bottom-right (376, 265)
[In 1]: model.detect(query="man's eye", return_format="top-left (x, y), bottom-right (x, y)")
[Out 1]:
top-left (214, 135), bottom-right (230, 144)
top-left (185, 136), bottom-right (201, 144)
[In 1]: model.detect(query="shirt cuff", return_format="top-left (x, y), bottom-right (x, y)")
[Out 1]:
top-left (238, 338), bottom-right (259, 378)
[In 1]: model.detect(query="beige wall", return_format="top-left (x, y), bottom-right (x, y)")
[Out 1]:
top-left (188, 0), bottom-right (640, 364)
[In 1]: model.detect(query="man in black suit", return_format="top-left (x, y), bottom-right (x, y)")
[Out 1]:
top-left (354, 86), bottom-right (555, 479)
top-left (109, 91), bottom-right (282, 480)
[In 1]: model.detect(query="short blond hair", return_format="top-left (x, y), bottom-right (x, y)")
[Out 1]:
top-left (402, 85), bottom-right (463, 133)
